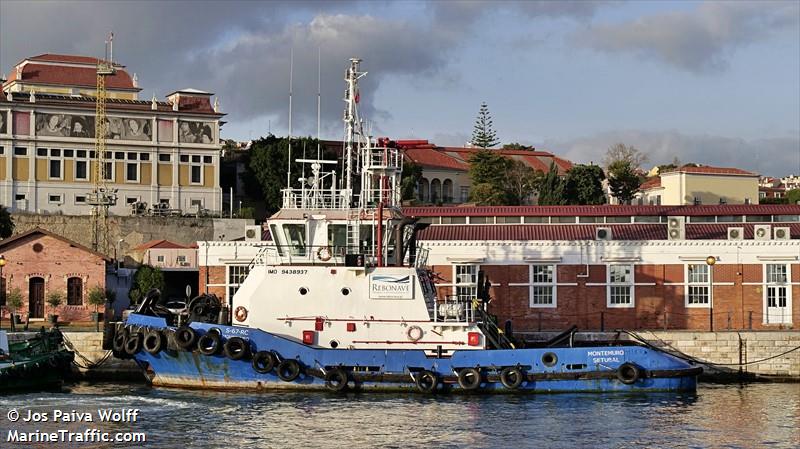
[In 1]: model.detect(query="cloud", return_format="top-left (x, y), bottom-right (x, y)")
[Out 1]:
top-left (574, 1), bottom-right (800, 73)
top-left (545, 130), bottom-right (800, 177)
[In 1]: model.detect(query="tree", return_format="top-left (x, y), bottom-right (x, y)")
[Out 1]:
top-left (0, 205), bottom-right (13, 239)
top-left (129, 265), bottom-right (165, 305)
top-left (536, 161), bottom-right (567, 205)
top-left (786, 189), bottom-right (800, 205)
top-left (608, 160), bottom-right (642, 204)
top-left (46, 291), bottom-right (64, 321)
top-left (603, 143), bottom-right (647, 170)
top-left (564, 164), bottom-right (606, 205)
top-left (400, 161), bottom-right (423, 201)
top-left (502, 142), bottom-right (532, 150)
top-left (504, 160), bottom-right (542, 205)
top-left (468, 149), bottom-right (513, 205)
top-left (470, 102), bottom-right (499, 149)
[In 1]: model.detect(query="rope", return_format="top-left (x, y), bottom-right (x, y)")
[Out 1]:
top-left (61, 333), bottom-right (113, 370)
top-left (621, 329), bottom-right (800, 367)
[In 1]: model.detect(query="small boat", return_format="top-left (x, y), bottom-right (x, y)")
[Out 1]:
top-left (118, 58), bottom-right (701, 394)
top-left (0, 329), bottom-right (75, 392)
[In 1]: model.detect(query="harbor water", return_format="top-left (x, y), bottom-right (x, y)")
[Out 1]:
top-left (1, 382), bottom-right (798, 448)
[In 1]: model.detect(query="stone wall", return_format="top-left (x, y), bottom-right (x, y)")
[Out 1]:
top-left (62, 331), bottom-right (141, 380)
top-left (521, 330), bottom-right (800, 380)
top-left (11, 213), bottom-right (252, 260)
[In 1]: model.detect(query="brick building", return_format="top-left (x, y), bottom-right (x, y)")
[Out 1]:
top-left (406, 204), bottom-right (799, 332)
top-left (0, 227), bottom-right (110, 322)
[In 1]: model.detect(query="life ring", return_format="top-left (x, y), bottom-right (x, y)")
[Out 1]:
top-left (316, 246), bottom-right (333, 262)
top-left (324, 367), bottom-right (349, 392)
top-left (457, 367), bottom-right (482, 390)
top-left (616, 362), bottom-right (642, 385)
top-left (234, 306), bottom-right (248, 322)
top-left (223, 337), bottom-right (251, 360)
top-left (406, 325), bottom-right (424, 342)
top-left (197, 332), bottom-right (222, 356)
top-left (415, 370), bottom-right (438, 393)
top-left (500, 366), bottom-right (524, 390)
top-left (252, 351), bottom-right (277, 374)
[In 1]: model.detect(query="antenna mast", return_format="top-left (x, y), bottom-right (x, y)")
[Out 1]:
top-left (287, 49), bottom-right (294, 189)
top-left (317, 48), bottom-right (321, 160)
top-left (343, 58), bottom-right (366, 193)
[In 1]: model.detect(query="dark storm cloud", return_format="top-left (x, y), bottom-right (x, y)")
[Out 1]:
top-left (546, 130), bottom-right (800, 177)
top-left (574, 1), bottom-right (800, 73)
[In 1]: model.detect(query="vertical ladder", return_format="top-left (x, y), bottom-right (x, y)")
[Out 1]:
top-left (346, 209), bottom-right (361, 254)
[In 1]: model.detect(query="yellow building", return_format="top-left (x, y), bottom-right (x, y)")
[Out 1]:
top-left (638, 165), bottom-right (759, 206)
top-left (1, 54), bottom-right (224, 215)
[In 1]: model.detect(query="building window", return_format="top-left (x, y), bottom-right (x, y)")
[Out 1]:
top-left (203, 155), bottom-right (212, 164)
top-left (460, 186), bottom-right (469, 203)
top-left (530, 264), bottom-right (556, 308)
top-left (14, 147), bottom-right (27, 156)
top-left (75, 195), bottom-right (87, 204)
top-left (126, 163), bottom-right (139, 182)
top-left (103, 162), bottom-right (114, 181)
top-left (159, 154), bottom-right (171, 162)
top-left (191, 165), bottom-right (202, 184)
top-left (127, 152), bottom-right (137, 160)
top-left (64, 149), bottom-right (74, 158)
top-left (192, 155), bottom-right (201, 163)
top-left (227, 265), bottom-right (251, 299)
top-left (48, 194), bottom-right (62, 204)
top-left (157, 255), bottom-right (165, 262)
top-left (67, 277), bottom-right (83, 305)
top-left (114, 151), bottom-right (124, 160)
top-left (454, 264), bottom-right (478, 302)
top-left (15, 194), bottom-right (26, 201)
top-left (180, 155), bottom-right (189, 163)
top-left (37, 148), bottom-right (48, 157)
top-left (764, 264), bottom-right (790, 324)
top-left (49, 159), bottom-right (62, 179)
top-left (607, 265), bottom-right (634, 308)
top-left (685, 264), bottom-right (710, 307)
top-left (75, 160), bottom-right (88, 180)
top-left (140, 153), bottom-right (150, 161)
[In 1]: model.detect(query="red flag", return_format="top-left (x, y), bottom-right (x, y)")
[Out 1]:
top-left (355, 90), bottom-right (360, 104)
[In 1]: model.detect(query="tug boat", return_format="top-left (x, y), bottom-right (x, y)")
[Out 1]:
top-left (0, 329), bottom-right (75, 392)
top-left (118, 59), bottom-right (701, 393)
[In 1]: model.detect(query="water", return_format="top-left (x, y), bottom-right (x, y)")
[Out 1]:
top-left (1, 382), bottom-right (798, 448)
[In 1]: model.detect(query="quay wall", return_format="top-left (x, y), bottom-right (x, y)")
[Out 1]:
top-left (522, 330), bottom-right (800, 380)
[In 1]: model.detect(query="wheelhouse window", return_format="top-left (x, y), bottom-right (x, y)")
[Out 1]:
top-left (607, 265), bottom-right (634, 308)
top-left (67, 277), bottom-right (83, 305)
top-left (282, 224), bottom-right (307, 256)
top-left (686, 264), bottom-right (710, 307)
top-left (454, 264), bottom-right (478, 302)
top-left (327, 224), bottom-right (347, 255)
top-left (530, 264), bottom-right (556, 308)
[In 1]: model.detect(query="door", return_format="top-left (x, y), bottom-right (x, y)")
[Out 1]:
top-left (765, 264), bottom-right (792, 324)
top-left (29, 277), bottom-right (45, 319)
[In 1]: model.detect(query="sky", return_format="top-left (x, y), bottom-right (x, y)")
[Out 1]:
top-left (1, 0), bottom-right (798, 177)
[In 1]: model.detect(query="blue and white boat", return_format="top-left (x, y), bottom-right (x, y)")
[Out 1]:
top-left (117, 59), bottom-right (700, 393)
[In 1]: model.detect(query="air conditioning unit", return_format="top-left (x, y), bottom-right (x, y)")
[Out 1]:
top-left (667, 216), bottom-right (685, 240)
top-left (774, 227), bottom-right (791, 240)
top-left (596, 227), bottom-right (612, 241)
top-left (754, 224), bottom-right (771, 241)
top-left (727, 227), bottom-right (744, 240)
top-left (244, 225), bottom-right (262, 242)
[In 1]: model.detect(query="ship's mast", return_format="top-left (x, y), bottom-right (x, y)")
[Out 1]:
top-left (343, 58), bottom-right (366, 193)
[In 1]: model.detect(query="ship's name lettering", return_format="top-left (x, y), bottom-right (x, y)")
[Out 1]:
top-left (371, 284), bottom-right (410, 292)
top-left (267, 269), bottom-right (308, 275)
top-left (586, 350), bottom-right (625, 357)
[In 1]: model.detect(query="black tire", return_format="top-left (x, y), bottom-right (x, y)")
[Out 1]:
top-left (223, 337), bottom-right (251, 361)
top-left (457, 367), bottom-right (481, 391)
top-left (252, 351), bottom-right (277, 374)
top-left (616, 362), bottom-right (642, 385)
top-left (197, 332), bottom-right (222, 356)
top-left (277, 359), bottom-right (302, 382)
top-left (175, 326), bottom-right (198, 350)
top-left (112, 329), bottom-right (127, 353)
top-left (124, 332), bottom-right (142, 356)
top-left (500, 366), bottom-right (524, 390)
top-left (415, 370), bottom-right (438, 393)
top-left (324, 367), bottom-right (349, 392)
top-left (102, 322), bottom-right (116, 350)
top-left (143, 330), bottom-right (164, 355)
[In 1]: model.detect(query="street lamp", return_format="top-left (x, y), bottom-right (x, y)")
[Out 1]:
top-left (706, 255), bottom-right (716, 331)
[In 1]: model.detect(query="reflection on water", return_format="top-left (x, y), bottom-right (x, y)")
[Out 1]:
top-left (1, 382), bottom-right (798, 448)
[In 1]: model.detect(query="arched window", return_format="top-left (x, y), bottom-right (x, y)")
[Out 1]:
top-left (430, 179), bottom-right (442, 204)
top-left (443, 179), bottom-right (453, 203)
top-left (67, 277), bottom-right (83, 305)
top-left (418, 178), bottom-right (430, 202)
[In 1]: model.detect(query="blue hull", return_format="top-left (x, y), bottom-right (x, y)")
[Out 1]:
top-left (125, 314), bottom-right (699, 393)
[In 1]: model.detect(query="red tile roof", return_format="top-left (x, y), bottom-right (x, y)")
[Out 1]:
top-left (404, 204), bottom-right (800, 217)
top-left (639, 177), bottom-right (662, 190)
top-left (403, 147), bottom-right (469, 170)
top-left (0, 91), bottom-right (223, 117)
top-left (663, 165), bottom-right (758, 176)
top-left (6, 62), bottom-right (136, 90)
top-left (28, 54), bottom-right (112, 65)
top-left (417, 223), bottom-right (799, 241)
top-left (0, 227), bottom-right (112, 261)
top-left (135, 239), bottom-right (192, 250)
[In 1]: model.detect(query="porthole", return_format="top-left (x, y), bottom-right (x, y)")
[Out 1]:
top-left (299, 287), bottom-right (309, 295)
top-left (542, 352), bottom-right (558, 367)
top-left (330, 340), bottom-right (339, 349)
top-left (341, 288), bottom-right (351, 296)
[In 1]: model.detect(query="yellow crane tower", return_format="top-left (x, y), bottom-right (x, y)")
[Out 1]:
top-left (88, 33), bottom-right (118, 253)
